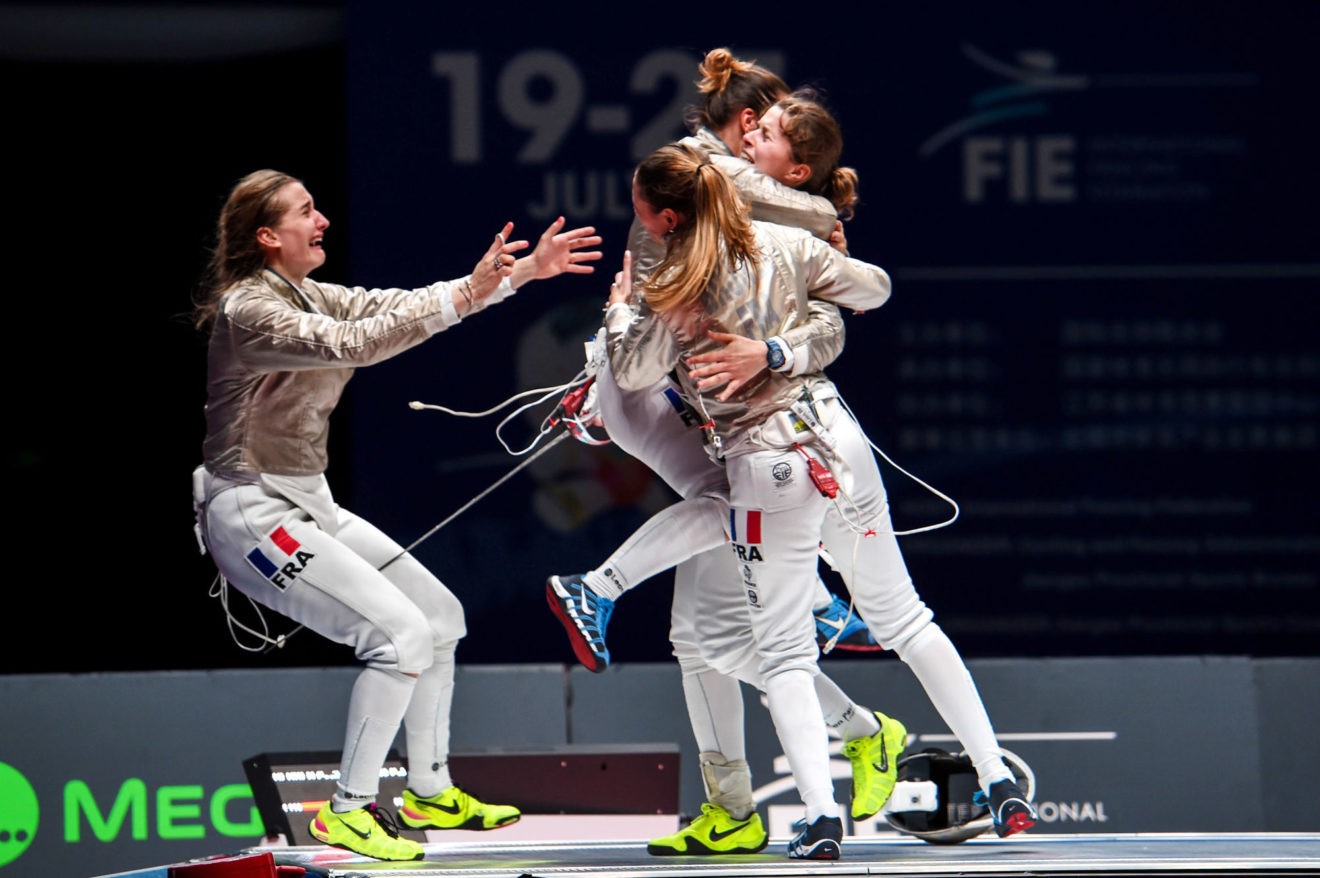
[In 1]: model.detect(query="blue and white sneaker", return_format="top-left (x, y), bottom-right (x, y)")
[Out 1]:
top-left (546, 574), bottom-right (614, 672)
top-left (815, 593), bottom-right (881, 652)
top-left (974, 779), bottom-right (1038, 838)
top-left (787, 815), bottom-right (842, 860)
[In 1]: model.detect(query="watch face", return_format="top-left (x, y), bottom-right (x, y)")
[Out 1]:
top-left (767, 341), bottom-right (785, 369)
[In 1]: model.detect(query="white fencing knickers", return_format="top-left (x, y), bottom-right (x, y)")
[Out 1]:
top-left (728, 398), bottom-right (1013, 790)
top-left (196, 469), bottom-right (466, 672)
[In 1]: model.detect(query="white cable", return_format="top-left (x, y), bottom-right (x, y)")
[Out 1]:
top-left (200, 373), bottom-right (591, 654)
top-left (407, 381), bottom-right (567, 419)
top-left (410, 371), bottom-right (592, 456)
top-left (372, 368), bottom-right (601, 568)
top-left (839, 395), bottom-right (960, 535)
top-left (704, 383), bottom-right (957, 537)
top-left (207, 572), bottom-right (303, 653)
top-left (819, 531), bottom-right (866, 655)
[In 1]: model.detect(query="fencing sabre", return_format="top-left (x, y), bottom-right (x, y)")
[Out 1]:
top-left (378, 429), bottom-right (571, 572)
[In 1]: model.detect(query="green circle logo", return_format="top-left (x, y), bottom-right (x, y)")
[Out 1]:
top-left (0, 761), bottom-right (39, 867)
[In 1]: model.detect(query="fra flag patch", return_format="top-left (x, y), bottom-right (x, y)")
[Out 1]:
top-left (245, 525), bottom-right (315, 591)
top-left (730, 508), bottom-right (764, 562)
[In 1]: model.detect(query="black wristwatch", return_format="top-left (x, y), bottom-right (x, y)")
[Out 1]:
top-left (765, 338), bottom-right (786, 370)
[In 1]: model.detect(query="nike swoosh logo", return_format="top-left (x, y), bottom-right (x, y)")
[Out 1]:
top-left (430, 800), bottom-right (463, 814)
top-left (345, 820), bottom-right (372, 840)
top-left (708, 820), bottom-right (753, 842)
top-left (873, 733), bottom-right (889, 773)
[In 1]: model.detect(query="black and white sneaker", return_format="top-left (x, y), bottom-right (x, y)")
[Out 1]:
top-left (787, 815), bottom-right (842, 860)
top-left (974, 779), bottom-right (1038, 838)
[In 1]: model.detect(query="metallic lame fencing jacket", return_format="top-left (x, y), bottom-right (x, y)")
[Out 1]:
top-left (202, 267), bottom-right (511, 478)
top-left (604, 221), bottom-right (891, 459)
top-left (608, 127), bottom-right (856, 452)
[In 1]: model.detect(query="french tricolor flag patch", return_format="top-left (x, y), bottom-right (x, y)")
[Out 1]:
top-left (245, 525), bottom-right (313, 591)
top-left (729, 509), bottom-right (762, 544)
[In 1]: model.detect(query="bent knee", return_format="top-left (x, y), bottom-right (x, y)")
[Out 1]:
top-left (878, 606), bottom-right (938, 656)
top-left (359, 610), bottom-right (436, 674)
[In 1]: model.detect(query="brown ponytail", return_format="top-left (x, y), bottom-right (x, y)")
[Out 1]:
top-left (634, 144), bottom-right (760, 312)
top-left (683, 47), bottom-right (789, 134)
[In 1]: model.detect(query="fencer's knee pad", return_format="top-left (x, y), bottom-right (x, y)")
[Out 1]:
top-left (884, 747), bottom-right (1035, 844)
top-left (700, 751), bottom-right (753, 816)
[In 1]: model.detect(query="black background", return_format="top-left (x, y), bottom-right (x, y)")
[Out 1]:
top-left (6, 7), bottom-right (358, 673)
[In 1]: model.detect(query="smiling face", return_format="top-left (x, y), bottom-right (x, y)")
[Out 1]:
top-left (742, 104), bottom-right (811, 188)
top-left (258, 181), bottom-right (329, 283)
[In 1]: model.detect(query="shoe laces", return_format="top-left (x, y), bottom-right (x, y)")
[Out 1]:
top-left (364, 803), bottom-right (405, 838)
top-left (693, 802), bottom-right (722, 825)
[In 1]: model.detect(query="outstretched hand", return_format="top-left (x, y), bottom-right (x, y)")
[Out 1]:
top-left (510, 216), bottom-right (603, 288)
top-left (467, 222), bottom-right (528, 302)
top-left (686, 330), bottom-right (770, 400)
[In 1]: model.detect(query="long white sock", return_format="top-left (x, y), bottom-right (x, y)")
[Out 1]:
top-left (403, 645), bottom-right (457, 797)
top-left (764, 669), bottom-right (839, 822)
top-left (681, 668), bottom-right (752, 818)
top-left (682, 668), bottom-right (746, 759)
top-left (896, 623), bottom-right (1012, 790)
top-left (584, 495), bottom-right (726, 600)
top-left (814, 675), bottom-right (880, 741)
top-left (333, 666), bottom-right (417, 810)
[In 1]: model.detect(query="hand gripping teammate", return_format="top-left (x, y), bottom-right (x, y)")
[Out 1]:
top-left (547, 52), bottom-right (902, 857)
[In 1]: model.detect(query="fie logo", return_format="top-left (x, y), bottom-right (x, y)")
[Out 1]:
top-left (0, 761), bottom-right (38, 867)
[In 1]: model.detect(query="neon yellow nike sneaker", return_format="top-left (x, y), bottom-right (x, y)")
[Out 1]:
top-left (308, 802), bottom-right (423, 861)
top-left (647, 802), bottom-right (768, 855)
top-left (842, 710), bottom-right (908, 820)
top-left (398, 786), bottom-right (521, 831)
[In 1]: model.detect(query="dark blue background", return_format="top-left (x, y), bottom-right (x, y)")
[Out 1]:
top-left (340, 2), bottom-right (1320, 665)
